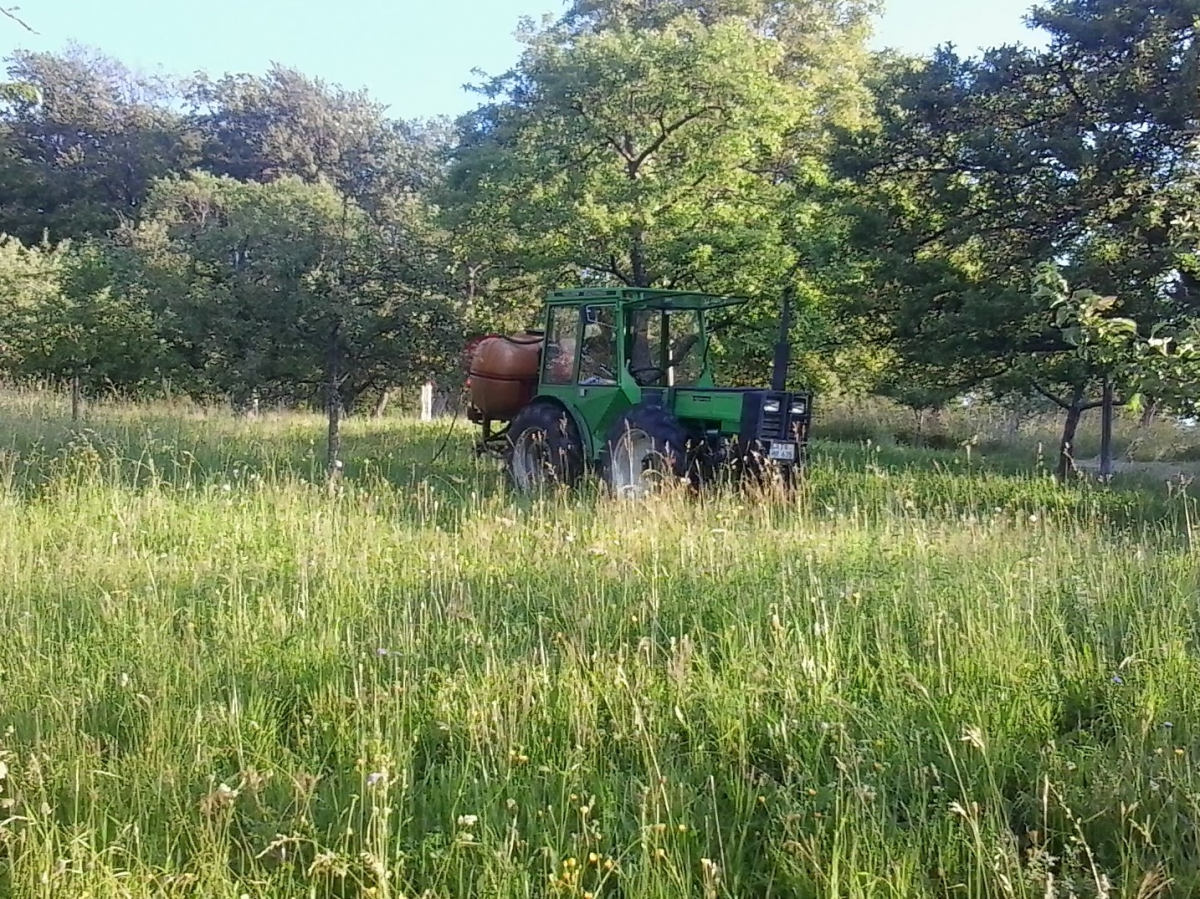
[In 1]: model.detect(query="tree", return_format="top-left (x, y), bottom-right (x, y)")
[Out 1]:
top-left (0, 236), bottom-right (162, 417)
top-left (1044, 261), bottom-right (1200, 425)
top-left (442, 2), bottom-right (877, 389)
top-left (842, 0), bottom-right (1200, 476)
top-left (0, 234), bottom-right (64, 377)
top-left (0, 44), bottom-right (200, 244)
top-left (123, 172), bottom-right (462, 471)
top-left (446, 14), bottom-right (794, 288)
top-left (186, 65), bottom-right (442, 221)
top-left (561, 0), bottom-right (879, 107)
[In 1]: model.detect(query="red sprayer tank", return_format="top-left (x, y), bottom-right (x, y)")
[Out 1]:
top-left (466, 332), bottom-right (544, 421)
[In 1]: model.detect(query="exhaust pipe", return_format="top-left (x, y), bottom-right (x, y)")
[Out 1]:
top-left (771, 285), bottom-right (793, 392)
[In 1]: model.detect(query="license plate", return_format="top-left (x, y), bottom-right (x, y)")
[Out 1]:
top-left (768, 441), bottom-right (797, 462)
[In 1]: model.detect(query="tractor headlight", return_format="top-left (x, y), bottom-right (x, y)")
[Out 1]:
top-left (764, 400), bottom-right (781, 414)
top-left (791, 400), bottom-right (807, 416)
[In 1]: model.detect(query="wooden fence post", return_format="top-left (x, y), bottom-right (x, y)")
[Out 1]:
top-left (420, 382), bottom-right (434, 422)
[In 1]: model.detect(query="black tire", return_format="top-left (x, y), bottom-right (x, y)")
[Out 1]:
top-left (601, 404), bottom-right (690, 498)
top-left (505, 401), bottom-right (585, 494)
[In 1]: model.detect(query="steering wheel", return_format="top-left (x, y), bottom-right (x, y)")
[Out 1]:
top-left (629, 364), bottom-right (666, 386)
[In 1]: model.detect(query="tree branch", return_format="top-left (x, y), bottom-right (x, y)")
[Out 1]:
top-left (601, 255), bottom-right (631, 285)
top-left (1082, 396), bottom-right (1127, 412)
top-left (631, 106), bottom-right (723, 172)
top-left (1, 5), bottom-right (35, 32)
top-left (650, 173), bottom-right (711, 218)
top-left (1030, 382), bottom-right (1072, 410)
top-left (565, 100), bottom-right (632, 163)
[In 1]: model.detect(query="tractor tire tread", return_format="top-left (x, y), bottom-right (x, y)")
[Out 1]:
top-left (505, 401), bottom-right (585, 492)
top-left (600, 403), bottom-right (690, 493)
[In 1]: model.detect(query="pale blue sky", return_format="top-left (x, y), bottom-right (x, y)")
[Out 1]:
top-left (1, 0), bottom-right (1042, 120)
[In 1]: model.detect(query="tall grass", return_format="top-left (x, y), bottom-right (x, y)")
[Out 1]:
top-left (0, 390), bottom-right (1198, 898)
top-left (817, 393), bottom-right (1200, 469)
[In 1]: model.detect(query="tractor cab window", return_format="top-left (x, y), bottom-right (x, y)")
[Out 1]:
top-left (578, 305), bottom-right (617, 385)
top-left (544, 306), bottom-right (579, 385)
top-left (628, 309), bottom-right (704, 387)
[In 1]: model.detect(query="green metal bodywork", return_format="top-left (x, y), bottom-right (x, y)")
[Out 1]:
top-left (530, 288), bottom-right (793, 463)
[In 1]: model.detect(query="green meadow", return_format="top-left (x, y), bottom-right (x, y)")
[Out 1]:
top-left (1, 389), bottom-right (1198, 898)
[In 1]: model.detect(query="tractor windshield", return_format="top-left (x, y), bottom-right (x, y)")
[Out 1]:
top-left (627, 308), bottom-right (705, 387)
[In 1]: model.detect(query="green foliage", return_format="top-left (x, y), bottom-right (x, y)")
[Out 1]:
top-left (446, 15), bottom-right (793, 288)
top-left (0, 235), bottom-right (66, 373)
top-left (840, 0), bottom-right (1200, 456)
top-left (123, 171), bottom-right (462, 409)
top-left (0, 235), bottom-right (159, 395)
top-left (185, 64), bottom-right (443, 221)
top-left (442, 2), bottom-right (878, 387)
top-left (0, 44), bottom-right (200, 244)
top-left (1042, 262), bottom-right (1200, 417)
top-left (4, 0), bottom-right (1200, 431)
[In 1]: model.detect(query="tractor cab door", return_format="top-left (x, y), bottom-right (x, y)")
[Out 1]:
top-left (574, 304), bottom-right (628, 445)
top-left (627, 308), bottom-right (708, 388)
top-left (540, 303), bottom-right (628, 458)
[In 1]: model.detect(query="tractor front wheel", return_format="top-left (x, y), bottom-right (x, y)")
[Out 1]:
top-left (601, 405), bottom-right (689, 499)
top-left (506, 402), bottom-right (585, 494)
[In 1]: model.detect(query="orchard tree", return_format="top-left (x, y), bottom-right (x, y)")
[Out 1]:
top-left (124, 171), bottom-right (461, 473)
top-left (443, 1), bottom-right (877, 386)
top-left (0, 236), bottom-right (161, 417)
top-left (1042, 260), bottom-right (1200, 436)
top-left (843, 0), bottom-right (1200, 475)
top-left (0, 44), bottom-right (199, 244)
top-left (0, 234), bottom-right (64, 376)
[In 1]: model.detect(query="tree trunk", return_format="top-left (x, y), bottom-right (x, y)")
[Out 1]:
top-left (1058, 384), bottom-right (1086, 481)
top-left (1099, 377), bottom-right (1114, 479)
top-left (1005, 408), bottom-right (1023, 440)
top-left (231, 388), bottom-right (260, 418)
top-left (326, 323), bottom-right (343, 485)
top-left (70, 374), bottom-right (81, 423)
top-left (1140, 396), bottom-right (1159, 427)
top-left (373, 387), bottom-right (392, 419)
top-left (625, 139), bottom-right (650, 289)
top-left (929, 405), bottom-right (946, 436)
top-left (466, 264), bottom-right (479, 305)
top-left (630, 226), bottom-right (648, 288)
top-left (432, 386), bottom-right (451, 417)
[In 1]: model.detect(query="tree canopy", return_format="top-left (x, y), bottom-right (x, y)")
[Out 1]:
top-left (1, 0), bottom-right (1199, 475)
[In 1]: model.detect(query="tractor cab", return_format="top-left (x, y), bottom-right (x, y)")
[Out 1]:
top-left (467, 287), bottom-right (812, 496)
top-left (621, 293), bottom-right (731, 390)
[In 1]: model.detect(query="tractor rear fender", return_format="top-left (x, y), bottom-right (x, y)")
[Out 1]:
top-left (526, 395), bottom-right (594, 460)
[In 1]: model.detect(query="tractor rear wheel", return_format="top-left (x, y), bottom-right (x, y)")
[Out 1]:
top-left (601, 405), bottom-right (689, 499)
top-left (506, 402), bottom-right (584, 494)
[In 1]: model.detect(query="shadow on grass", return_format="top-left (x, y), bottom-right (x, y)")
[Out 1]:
top-left (1, 395), bottom-right (1196, 537)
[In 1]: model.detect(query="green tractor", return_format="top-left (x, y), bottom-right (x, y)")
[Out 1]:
top-left (466, 287), bottom-right (812, 497)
